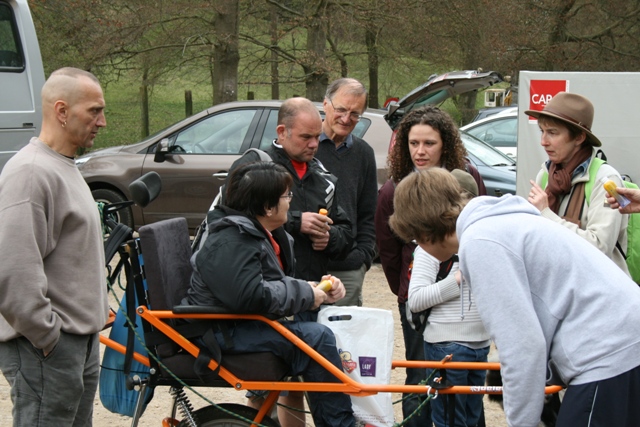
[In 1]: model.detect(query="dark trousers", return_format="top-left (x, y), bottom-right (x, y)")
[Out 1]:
top-left (212, 318), bottom-right (355, 427)
top-left (0, 332), bottom-right (100, 427)
top-left (399, 303), bottom-right (433, 427)
top-left (557, 364), bottom-right (640, 427)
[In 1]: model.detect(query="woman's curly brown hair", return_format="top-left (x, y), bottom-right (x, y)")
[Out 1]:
top-left (387, 106), bottom-right (467, 182)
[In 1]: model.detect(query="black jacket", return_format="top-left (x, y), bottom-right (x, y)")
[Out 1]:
top-left (186, 206), bottom-right (315, 316)
top-left (223, 143), bottom-right (354, 281)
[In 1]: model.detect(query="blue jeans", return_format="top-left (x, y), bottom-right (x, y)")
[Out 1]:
top-left (425, 341), bottom-right (489, 427)
top-left (0, 332), bottom-right (100, 427)
top-left (399, 303), bottom-right (433, 427)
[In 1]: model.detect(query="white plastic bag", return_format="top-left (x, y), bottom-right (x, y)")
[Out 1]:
top-left (317, 306), bottom-right (395, 427)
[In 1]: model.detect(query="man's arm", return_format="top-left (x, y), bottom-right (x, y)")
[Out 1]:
top-left (324, 199), bottom-right (354, 260)
top-left (353, 148), bottom-right (379, 268)
top-left (0, 201), bottom-right (61, 353)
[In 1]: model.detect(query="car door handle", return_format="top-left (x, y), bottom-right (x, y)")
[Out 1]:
top-left (212, 172), bottom-right (228, 178)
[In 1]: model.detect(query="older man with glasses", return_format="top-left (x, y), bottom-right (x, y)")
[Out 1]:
top-left (315, 78), bottom-right (378, 308)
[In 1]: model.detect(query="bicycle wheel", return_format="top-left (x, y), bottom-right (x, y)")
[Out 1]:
top-left (177, 403), bottom-right (279, 427)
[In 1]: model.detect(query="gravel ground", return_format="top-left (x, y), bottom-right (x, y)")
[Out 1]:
top-left (0, 263), bottom-right (509, 426)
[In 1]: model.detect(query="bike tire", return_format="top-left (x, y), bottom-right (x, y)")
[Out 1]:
top-left (177, 403), bottom-right (279, 427)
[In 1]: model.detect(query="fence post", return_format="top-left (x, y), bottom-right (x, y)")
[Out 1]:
top-left (140, 85), bottom-right (149, 138)
top-left (185, 90), bottom-right (193, 117)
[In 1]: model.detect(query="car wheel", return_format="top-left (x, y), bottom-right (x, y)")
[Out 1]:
top-left (92, 188), bottom-right (134, 229)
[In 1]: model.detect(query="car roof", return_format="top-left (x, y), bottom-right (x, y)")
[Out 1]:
top-left (462, 106), bottom-right (517, 129)
top-left (471, 105), bottom-right (517, 122)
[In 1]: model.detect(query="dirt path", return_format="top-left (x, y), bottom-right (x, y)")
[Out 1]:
top-left (0, 263), bottom-right (508, 426)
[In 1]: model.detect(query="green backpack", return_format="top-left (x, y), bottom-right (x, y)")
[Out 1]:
top-left (541, 157), bottom-right (640, 284)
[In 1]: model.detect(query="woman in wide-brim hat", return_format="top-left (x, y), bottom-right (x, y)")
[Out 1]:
top-left (526, 91), bottom-right (630, 275)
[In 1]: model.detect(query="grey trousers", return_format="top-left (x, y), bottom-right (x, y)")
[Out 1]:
top-left (0, 331), bottom-right (100, 427)
top-left (329, 263), bottom-right (367, 307)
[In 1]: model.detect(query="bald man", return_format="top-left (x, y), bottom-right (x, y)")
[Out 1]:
top-left (0, 67), bottom-right (109, 426)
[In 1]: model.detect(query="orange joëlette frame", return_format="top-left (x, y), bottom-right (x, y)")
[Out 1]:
top-left (100, 306), bottom-right (563, 398)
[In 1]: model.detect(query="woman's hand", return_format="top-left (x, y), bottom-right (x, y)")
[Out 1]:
top-left (528, 180), bottom-right (549, 211)
top-left (321, 275), bottom-right (346, 304)
top-left (308, 275), bottom-right (345, 308)
top-left (309, 284), bottom-right (328, 309)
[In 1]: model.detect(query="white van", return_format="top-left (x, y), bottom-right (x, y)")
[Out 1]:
top-left (0, 0), bottom-right (45, 171)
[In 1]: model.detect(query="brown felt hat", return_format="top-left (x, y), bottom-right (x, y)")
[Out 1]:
top-left (524, 92), bottom-right (601, 147)
top-left (451, 169), bottom-right (479, 197)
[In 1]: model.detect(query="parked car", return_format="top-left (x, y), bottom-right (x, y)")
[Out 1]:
top-left (76, 100), bottom-right (392, 231)
top-left (383, 70), bottom-right (516, 197)
top-left (460, 130), bottom-right (516, 196)
top-left (461, 106), bottom-right (518, 159)
top-left (470, 105), bottom-right (516, 122)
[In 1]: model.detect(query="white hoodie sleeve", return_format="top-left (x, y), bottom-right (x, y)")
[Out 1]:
top-left (460, 238), bottom-right (547, 427)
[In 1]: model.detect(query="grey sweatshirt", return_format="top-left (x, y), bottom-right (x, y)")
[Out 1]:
top-left (0, 138), bottom-right (108, 353)
top-left (457, 194), bottom-right (640, 427)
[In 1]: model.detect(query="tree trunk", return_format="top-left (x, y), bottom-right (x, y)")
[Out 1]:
top-left (304, 12), bottom-right (329, 101)
top-left (213, 0), bottom-right (239, 104)
top-left (365, 26), bottom-right (379, 109)
top-left (270, 4), bottom-right (280, 100)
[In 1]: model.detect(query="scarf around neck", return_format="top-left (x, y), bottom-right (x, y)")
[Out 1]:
top-left (545, 144), bottom-right (593, 214)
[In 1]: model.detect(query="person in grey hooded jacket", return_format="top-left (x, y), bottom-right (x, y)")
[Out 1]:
top-left (185, 161), bottom-right (355, 427)
top-left (389, 167), bottom-right (640, 427)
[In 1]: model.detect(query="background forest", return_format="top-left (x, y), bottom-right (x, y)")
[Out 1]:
top-left (28, 0), bottom-right (640, 149)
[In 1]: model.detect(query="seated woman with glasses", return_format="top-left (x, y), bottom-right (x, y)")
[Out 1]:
top-left (184, 161), bottom-right (356, 427)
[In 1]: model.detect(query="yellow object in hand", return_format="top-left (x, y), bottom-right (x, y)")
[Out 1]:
top-left (317, 279), bottom-right (333, 292)
top-left (604, 180), bottom-right (630, 208)
top-left (319, 208), bottom-right (328, 216)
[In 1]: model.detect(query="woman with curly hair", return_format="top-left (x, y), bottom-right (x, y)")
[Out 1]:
top-left (374, 105), bottom-right (486, 427)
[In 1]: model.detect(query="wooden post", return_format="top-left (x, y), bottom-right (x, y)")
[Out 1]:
top-left (247, 91), bottom-right (255, 100)
top-left (185, 90), bottom-right (193, 117)
top-left (140, 85), bottom-right (149, 138)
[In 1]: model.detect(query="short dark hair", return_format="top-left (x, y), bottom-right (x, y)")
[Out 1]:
top-left (277, 97), bottom-right (320, 130)
top-left (388, 106), bottom-right (467, 182)
top-left (389, 168), bottom-right (465, 244)
top-left (225, 161), bottom-right (293, 217)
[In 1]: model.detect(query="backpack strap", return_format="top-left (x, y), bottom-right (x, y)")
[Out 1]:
top-left (436, 254), bottom-right (458, 282)
top-left (583, 157), bottom-right (605, 205)
top-left (244, 147), bottom-right (272, 162)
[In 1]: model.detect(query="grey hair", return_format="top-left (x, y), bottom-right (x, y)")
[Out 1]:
top-left (325, 78), bottom-right (367, 101)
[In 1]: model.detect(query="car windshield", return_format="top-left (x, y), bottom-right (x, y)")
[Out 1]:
top-left (461, 131), bottom-right (515, 167)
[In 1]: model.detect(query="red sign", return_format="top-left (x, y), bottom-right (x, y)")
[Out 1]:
top-left (528, 80), bottom-right (568, 119)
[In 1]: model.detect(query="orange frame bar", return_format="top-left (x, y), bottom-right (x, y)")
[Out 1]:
top-left (113, 306), bottom-right (562, 397)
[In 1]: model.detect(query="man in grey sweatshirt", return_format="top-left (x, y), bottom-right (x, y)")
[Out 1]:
top-left (389, 168), bottom-right (640, 427)
top-left (0, 67), bottom-right (109, 426)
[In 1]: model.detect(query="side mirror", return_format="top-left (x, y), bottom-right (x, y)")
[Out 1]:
top-left (154, 138), bottom-right (170, 163)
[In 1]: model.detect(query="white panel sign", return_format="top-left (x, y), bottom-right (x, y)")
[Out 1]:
top-left (516, 71), bottom-right (640, 196)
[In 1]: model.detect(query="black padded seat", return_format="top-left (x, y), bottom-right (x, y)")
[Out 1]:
top-left (138, 218), bottom-right (288, 386)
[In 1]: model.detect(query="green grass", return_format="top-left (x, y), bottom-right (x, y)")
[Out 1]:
top-left (93, 69), bottom-right (511, 152)
top-left (96, 74), bottom-right (215, 150)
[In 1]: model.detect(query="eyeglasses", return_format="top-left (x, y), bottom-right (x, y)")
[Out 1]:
top-left (329, 98), bottom-right (362, 122)
top-left (281, 191), bottom-right (293, 201)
